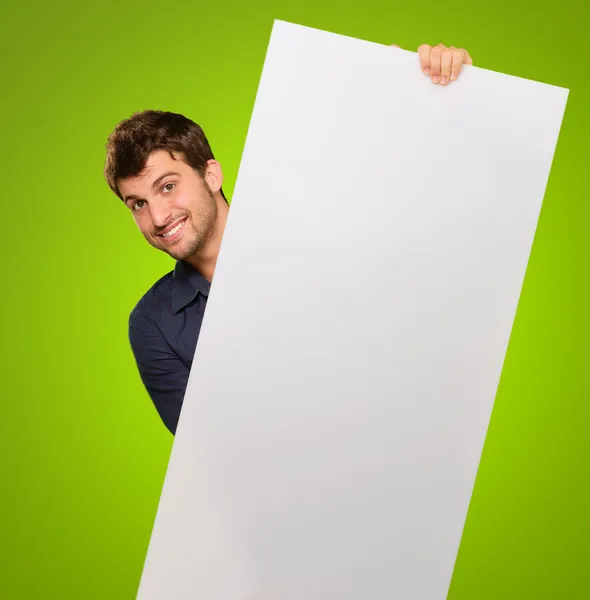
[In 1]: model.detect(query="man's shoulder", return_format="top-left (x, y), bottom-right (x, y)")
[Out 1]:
top-left (129, 270), bottom-right (175, 325)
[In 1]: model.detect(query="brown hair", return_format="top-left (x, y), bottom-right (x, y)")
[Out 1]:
top-left (104, 109), bottom-right (226, 201)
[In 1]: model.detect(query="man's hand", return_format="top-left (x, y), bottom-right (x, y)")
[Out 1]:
top-left (390, 43), bottom-right (473, 86)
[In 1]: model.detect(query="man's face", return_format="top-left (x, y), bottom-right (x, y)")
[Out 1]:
top-left (118, 150), bottom-right (218, 261)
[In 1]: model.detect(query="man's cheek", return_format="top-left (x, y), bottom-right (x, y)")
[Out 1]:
top-left (134, 215), bottom-right (151, 236)
top-left (176, 193), bottom-right (192, 212)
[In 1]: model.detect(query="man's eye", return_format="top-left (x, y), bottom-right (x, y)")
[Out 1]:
top-left (132, 200), bottom-right (146, 211)
top-left (162, 183), bottom-right (176, 193)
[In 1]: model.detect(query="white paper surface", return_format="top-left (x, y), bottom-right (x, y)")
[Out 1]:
top-left (136, 20), bottom-right (568, 600)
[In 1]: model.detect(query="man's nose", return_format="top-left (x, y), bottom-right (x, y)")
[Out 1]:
top-left (149, 198), bottom-right (173, 228)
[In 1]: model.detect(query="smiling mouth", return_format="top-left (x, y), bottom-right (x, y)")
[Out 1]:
top-left (158, 217), bottom-right (187, 240)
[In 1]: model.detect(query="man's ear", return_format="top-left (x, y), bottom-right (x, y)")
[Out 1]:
top-left (204, 159), bottom-right (224, 194)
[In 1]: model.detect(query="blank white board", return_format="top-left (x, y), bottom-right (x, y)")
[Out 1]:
top-left (136, 20), bottom-right (568, 600)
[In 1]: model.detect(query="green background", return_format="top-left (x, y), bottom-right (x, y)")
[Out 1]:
top-left (1, 0), bottom-right (588, 597)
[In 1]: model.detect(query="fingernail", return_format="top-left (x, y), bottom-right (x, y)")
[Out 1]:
top-left (423, 67), bottom-right (430, 75)
top-left (450, 73), bottom-right (457, 81)
top-left (440, 77), bottom-right (448, 85)
top-left (432, 76), bottom-right (440, 83)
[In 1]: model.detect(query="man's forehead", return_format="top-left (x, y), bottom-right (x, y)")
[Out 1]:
top-left (119, 151), bottom-right (184, 190)
top-left (143, 149), bottom-right (183, 174)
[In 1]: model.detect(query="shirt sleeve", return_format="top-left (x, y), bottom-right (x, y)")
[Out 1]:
top-left (128, 313), bottom-right (188, 435)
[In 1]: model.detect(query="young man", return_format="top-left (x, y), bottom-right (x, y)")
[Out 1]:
top-left (104, 43), bottom-right (473, 434)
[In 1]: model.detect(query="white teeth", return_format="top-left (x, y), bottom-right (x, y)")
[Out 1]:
top-left (162, 220), bottom-right (185, 238)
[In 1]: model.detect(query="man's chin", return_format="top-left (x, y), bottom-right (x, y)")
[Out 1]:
top-left (147, 231), bottom-right (202, 261)
top-left (160, 241), bottom-right (201, 262)
top-left (163, 247), bottom-right (191, 261)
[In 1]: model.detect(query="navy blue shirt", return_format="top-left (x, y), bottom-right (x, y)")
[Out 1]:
top-left (128, 260), bottom-right (211, 434)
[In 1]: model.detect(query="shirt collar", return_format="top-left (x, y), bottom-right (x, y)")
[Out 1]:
top-left (171, 260), bottom-right (211, 314)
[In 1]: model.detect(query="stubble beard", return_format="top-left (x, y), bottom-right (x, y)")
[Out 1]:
top-left (155, 188), bottom-right (218, 261)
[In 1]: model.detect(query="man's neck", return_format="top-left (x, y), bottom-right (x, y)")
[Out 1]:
top-left (185, 194), bottom-right (229, 282)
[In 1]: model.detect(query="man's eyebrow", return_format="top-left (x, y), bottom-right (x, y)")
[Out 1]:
top-left (151, 171), bottom-right (181, 191)
top-left (123, 171), bottom-right (181, 204)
